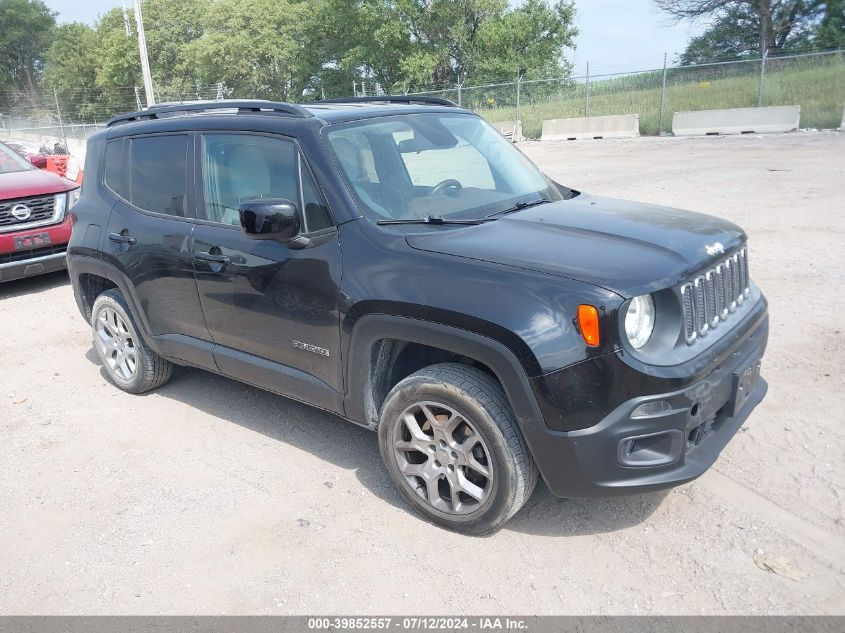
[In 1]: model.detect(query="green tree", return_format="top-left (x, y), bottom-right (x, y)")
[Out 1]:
top-left (93, 8), bottom-right (144, 114)
top-left (0, 0), bottom-right (55, 109)
top-left (141, 0), bottom-right (210, 99)
top-left (656, 0), bottom-right (824, 62)
top-left (185, 0), bottom-right (311, 100)
top-left (814, 0), bottom-right (845, 48)
top-left (43, 22), bottom-right (102, 120)
top-left (476, 0), bottom-right (577, 80)
top-left (315, 0), bottom-right (577, 92)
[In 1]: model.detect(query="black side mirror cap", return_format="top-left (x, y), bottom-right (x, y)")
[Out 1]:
top-left (238, 198), bottom-right (300, 241)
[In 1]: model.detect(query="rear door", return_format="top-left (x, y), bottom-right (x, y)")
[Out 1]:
top-left (189, 131), bottom-right (343, 406)
top-left (102, 133), bottom-right (214, 369)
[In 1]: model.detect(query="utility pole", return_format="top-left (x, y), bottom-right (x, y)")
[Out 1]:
top-left (133, 0), bottom-right (155, 107)
top-left (53, 88), bottom-right (68, 149)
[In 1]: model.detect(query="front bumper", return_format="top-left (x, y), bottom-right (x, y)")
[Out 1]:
top-left (522, 297), bottom-right (769, 498)
top-left (0, 216), bottom-right (72, 283)
top-left (0, 250), bottom-right (67, 282)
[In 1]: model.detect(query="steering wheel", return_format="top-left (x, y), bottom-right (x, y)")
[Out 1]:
top-left (429, 179), bottom-right (463, 196)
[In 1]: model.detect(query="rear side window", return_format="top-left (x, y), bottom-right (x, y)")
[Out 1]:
top-left (104, 135), bottom-right (189, 217)
top-left (129, 135), bottom-right (189, 217)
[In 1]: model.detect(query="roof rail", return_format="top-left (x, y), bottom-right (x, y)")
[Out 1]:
top-left (106, 99), bottom-right (314, 127)
top-left (314, 95), bottom-right (458, 107)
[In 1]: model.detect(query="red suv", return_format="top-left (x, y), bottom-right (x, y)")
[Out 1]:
top-left (0, 141), bottom-right (79, 283)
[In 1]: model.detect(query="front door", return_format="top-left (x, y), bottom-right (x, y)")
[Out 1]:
top-left (190, 132), bottom-right (343, 409)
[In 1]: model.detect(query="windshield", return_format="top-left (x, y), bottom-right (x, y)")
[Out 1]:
top-left (325, 113), bottom-right (562, 221)
top-left (0, 142), bottom-right (35, 174)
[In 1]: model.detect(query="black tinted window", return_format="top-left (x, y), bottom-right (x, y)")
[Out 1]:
top-left (129, 135), bottom-right (188, 217)
top-left (104, 139), bottom-right (129, 199)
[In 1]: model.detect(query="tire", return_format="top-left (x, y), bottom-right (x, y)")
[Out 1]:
top-left (91, 288), bottom-right (172, 394)
top-left (378, 363), bottom-right (538, 534)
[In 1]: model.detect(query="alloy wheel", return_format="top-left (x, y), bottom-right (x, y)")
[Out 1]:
top-left (95, 307), bottom-right (137, 381)
top-left (392, 401), bottom-right (493, 514)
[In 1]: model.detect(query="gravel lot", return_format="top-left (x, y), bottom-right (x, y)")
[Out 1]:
top-left (1, 131), bottom-right (843, 615)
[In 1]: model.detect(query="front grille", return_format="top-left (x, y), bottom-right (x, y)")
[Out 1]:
top-left (681, 246), bottom-right (749, 344)
top-left (0, 195), bottom-right (57, 228)
top-left (0, 243), bottom-right (67, 265)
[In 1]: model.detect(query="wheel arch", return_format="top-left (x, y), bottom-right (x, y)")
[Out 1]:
top-left (68, 255), bottom-right (164, 356)
top-left (344, 314), bottom-right (545, 430)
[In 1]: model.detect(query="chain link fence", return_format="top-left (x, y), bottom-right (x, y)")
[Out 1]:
top-left (407, 49), bottom-right (845, 139)
top-left (1, 50), bottom-right (843, 151)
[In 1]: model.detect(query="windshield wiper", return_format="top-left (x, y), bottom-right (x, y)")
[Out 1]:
top-left (484, 197), bottom-right (551, 220)
top-left (376, 216), bottom-right (488, 226)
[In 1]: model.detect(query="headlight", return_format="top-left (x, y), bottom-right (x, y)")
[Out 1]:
top-left (66, 157), bottom-right (80, 182)
top-left (625, 294), bottom-right (655, 349)
top-left (53, 192), bottom-right (67, 219)
top-left (68, 188), bottom-right (81, 209)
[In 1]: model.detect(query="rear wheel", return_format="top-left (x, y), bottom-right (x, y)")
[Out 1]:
top-left (91, 289), bottom-right (172, 394)
top-left (378, 363), bottom-right (537, 534)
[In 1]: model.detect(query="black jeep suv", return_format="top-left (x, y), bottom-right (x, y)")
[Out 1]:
top-left (68, 98), bottom-right (768, 534)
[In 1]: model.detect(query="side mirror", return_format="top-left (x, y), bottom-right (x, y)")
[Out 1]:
top-left (238, 198), bottom-right (300, 241)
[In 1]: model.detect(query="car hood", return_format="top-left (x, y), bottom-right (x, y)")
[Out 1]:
top-left (0, 168), bottom-right (77, 200)
top-left (406, 193), bottom-right (746, 298)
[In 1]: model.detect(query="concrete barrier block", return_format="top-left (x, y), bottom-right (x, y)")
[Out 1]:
top-left (672, 105), bottom-right (801, 136)
top-left (541, 114), bottom-right (639, 141)
top-left (491, 120), bottom-right (522, 142)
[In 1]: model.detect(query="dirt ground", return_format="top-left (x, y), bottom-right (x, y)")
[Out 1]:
top-left (0, 132), bottom-right (843, 615)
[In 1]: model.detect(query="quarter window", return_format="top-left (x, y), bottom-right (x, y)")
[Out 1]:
top-left (104, 139), bottom-right (129, 200)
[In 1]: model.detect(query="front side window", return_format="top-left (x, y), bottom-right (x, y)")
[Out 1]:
top-left (200, 133), bottom-right (331, 232)
top-left (126, 135), bottom-right (189, 217)
top-left (326, 113), bottom-right (562, 221)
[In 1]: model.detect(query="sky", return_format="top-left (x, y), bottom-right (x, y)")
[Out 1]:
top-left (43, 0), bottom-right (704, 77)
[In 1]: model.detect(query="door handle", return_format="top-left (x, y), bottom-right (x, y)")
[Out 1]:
top-left (108, 232), bottom-right (137, 245)
top-left (194, 250), bottom-right (231, 265)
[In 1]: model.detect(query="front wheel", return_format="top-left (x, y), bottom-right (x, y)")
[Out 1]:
top-left (378, 363), bottom-right (538, 534)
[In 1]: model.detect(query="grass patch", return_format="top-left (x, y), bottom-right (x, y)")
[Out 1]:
top-left (473, 54), bottom-right (845, 138)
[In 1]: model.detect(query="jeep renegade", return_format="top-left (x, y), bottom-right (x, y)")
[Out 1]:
top-left (68, 98), bottom-right (768, 534)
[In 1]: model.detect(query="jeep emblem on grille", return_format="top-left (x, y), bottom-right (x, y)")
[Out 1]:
top-left (705, 242), bottom-right (725, 257)
top-left (10, 204), bottom-right (32, 221)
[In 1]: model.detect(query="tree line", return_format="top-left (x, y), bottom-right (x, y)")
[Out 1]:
top-left (2, 0), bottom-right (841, 123)
top-left (658, 0), bottom-right (845, 65)
top-left (0, 0), bottom-right (577, 121)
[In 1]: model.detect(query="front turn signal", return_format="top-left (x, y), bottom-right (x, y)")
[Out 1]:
top-left (577, 304), bottom-right (600, 347)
